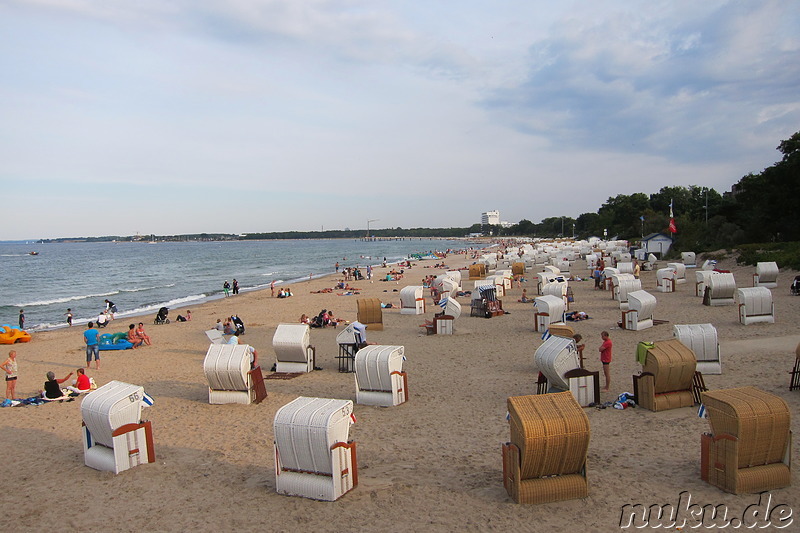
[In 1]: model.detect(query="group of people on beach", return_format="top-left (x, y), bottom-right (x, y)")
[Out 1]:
top-left (222, 279), bottom-right (239, 297)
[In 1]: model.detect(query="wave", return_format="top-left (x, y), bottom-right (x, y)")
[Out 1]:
top-left (116, 294), bottom-right (208, 317)
top-left (14, 290), bottom-right (120, 307)
top-left (119, 283), bottom-right (174, 293)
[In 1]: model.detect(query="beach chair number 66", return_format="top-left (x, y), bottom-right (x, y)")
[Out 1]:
top-left (128, 393), bottom-right (141, 403)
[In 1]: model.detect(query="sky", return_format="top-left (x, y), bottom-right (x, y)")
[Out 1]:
top-left (1, 0), bottom-right (798, 240)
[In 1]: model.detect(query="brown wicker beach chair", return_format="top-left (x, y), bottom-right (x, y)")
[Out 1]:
top-left (468, 263), bottom-right (486, 280)
top-left (700, 387), bottom-right (792, 494)
top-left (632, 339), bottom-right (698, 411)
top-left (356, 298), bottom-right (384, 331)
top-left (501, 392), bottom-right (589, 504)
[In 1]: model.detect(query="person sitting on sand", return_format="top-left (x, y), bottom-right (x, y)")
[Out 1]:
top-left (518, 289), bottom-right (532, 303)
top-left (214, 319), bottom-right (224, 331)
top-left (128, 324), bottom-right (144, 348)
top-left (66, 368), bottom-right (92, 393)
top-left (299, 314), bottom-right (309, 324)
top-left (136, 323), bottom-right (152, 345)
top-left (42, 370), bottom-right (73, 399)
top-left (223, 318), bottom-right (235, 335)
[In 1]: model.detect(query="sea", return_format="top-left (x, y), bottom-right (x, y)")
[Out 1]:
top-left (0, 238), bottom-right (469, 331)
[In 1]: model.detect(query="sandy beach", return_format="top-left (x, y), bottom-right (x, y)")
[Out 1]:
top-left (2, 249), bottom-right (799, 531)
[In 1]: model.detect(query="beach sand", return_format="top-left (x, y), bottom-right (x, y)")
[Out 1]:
top-left (2, 252), bottom-right (799, 531)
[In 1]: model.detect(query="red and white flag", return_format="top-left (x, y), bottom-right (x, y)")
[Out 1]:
top-left (668, 200), bottom-right (677, 233)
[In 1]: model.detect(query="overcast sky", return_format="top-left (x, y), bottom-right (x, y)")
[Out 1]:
top-left (2, 1), bottom-right (798, 239)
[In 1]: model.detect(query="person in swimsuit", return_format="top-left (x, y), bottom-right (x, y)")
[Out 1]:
top-left (2, 350), bottom-right (19, 400)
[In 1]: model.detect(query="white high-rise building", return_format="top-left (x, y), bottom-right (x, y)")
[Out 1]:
top-left (481, 210), bottom-right (500, 226)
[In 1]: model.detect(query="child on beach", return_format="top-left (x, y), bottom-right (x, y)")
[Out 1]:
top-left (599, 331), bottom-right (612, 391)
top-left (573, 334), bottom-right (585, 367)
top-left (65, 308), bottom-right (73, 327)
top-left (19, 309), bottom-right (25, 329)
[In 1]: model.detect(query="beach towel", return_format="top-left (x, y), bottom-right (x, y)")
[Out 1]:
top-left (635, 341), bottom-right (654, 365)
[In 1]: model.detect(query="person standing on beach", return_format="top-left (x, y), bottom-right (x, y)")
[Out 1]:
top-left (270, 280), bottom-right (275, 297)
top-left (84, 322), bottom-right (100, 370)
top-left (223, 280), bottom-right (231, 297)
top-left (65, 308), bottom-right (73, 327)
top-left (232, 279), bottom-right (239, 295)
top-left (2, 350), bottom-right (18, 400)
top-left (599, 331), bottom-right (612, 391)
top-left (335, 262), bottom-right (339, 272)
top-left (104, 299), bottom-right (117, 316)
top-left (19, 309), bottom-right (25, 329)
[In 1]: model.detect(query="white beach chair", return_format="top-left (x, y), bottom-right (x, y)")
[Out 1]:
top-left (753, 262), bottom-right (779, 288)
top-left (656, 267), bottom-right (676, 293)
top-left (399, 285), bottom-right (425, 315)
top-left (203, 343), bottom-right (267, 405)
top-left (272, 323), bottom-right (316, 373)
top-left (681, 252), bottom-right (697, 267)
top-left (667, 262), bottom-right (687, 284)
top-left (695, 270), bottom-right (718, 297)
top-left (533, 295), bottom-right (565, 333)
top-left (354, 345), bottom-right (407, 406)
top-left (674, 323), bottom-right (721, 375)
top-left (622, 290), bottom-right (656, 331)
top-left (736, 287), bottom-right (775, 325)
top-left (616, 278), bottom-right (642, 311)
top-left (704, 272), bottom-right (736, 306)
top-left (81, 381), bottom-right (155, 474)
top-left (274, 397), bottom-right (357, 501)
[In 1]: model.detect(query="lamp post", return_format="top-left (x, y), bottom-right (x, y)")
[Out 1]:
top-left (704, 188), bottom-right (709, 225)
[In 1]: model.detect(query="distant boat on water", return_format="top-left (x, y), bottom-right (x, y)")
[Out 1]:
top-left (28, 251), bottom-right (39, 255)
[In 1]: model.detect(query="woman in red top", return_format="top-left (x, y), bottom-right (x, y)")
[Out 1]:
top-left (599, 331), bottom-right (612, 391)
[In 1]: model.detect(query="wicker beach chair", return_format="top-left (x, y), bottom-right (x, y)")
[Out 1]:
top-left (674, 323), bottom-right (721, 375)
top-left (703, 272), bottom-right (736, 306)
top-left (736, 287), bottom-right (775, 325)
top-left (81, 381), bottom-right (155, 474)
top-left (399, 286), bottom-right (425, 315)
top-left (502, 392), bottom-right (590, 504)
top-left (354, 345), bottom-right (407, 406)
top-left (468, 263), bottom-right (486, 280)
top-left (203, 344), bottom-right (267, 405)
top-left (272, 323), bottom-right (316, 373)
top-left (701, 387), bottom-right (792, 494)
top-left (274, 397), bottom-right (358, 501)
top-left (632, 339), bottom-right (698, 411)
top-left (356, 298), bottom-right (384, 331)
top-left (753, 261), bottom-right (779, 288)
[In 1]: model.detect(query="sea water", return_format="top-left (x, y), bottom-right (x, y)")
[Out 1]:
top-left (0, 239), bottom-right (466, 330)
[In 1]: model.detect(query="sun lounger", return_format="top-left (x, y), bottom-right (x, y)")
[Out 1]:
top-left (205, 329), bottom-right (226, 344)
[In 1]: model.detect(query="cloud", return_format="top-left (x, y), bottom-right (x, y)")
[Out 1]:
top-left (484, 1), bottom-right (800, 163)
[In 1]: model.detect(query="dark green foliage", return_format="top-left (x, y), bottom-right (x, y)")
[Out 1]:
top-left (736, 242), bottom-right (800, 270)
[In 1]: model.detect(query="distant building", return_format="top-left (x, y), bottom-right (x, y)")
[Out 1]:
top-left (636, 233), bottom-right (673, 258)
top-left (481, 210), bottom-right (500, 226)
